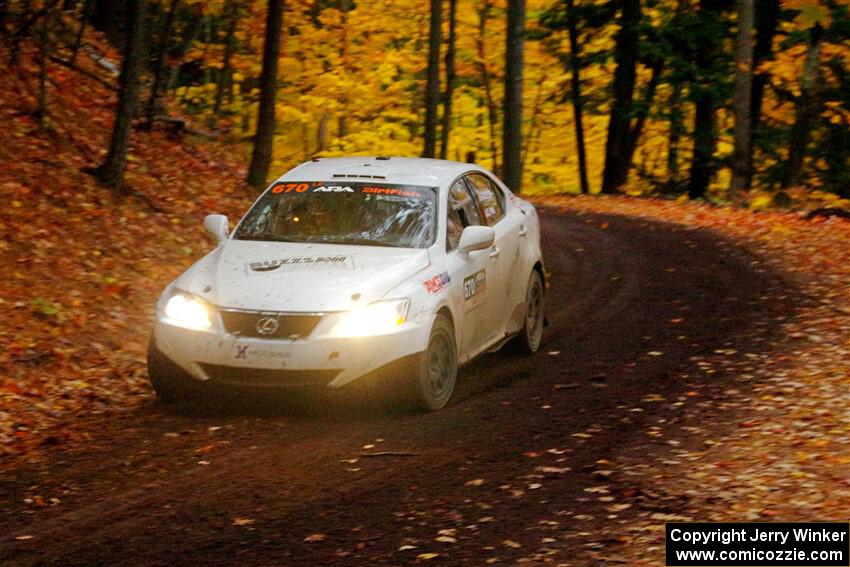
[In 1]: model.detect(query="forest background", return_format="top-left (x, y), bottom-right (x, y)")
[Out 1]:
top-left (2, 0), bottom-right (847, 208)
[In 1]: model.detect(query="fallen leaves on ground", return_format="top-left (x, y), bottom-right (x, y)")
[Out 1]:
top-left (533, 194), bottom-right (850, 564)
top-left (0, 50), bottom-right (251, 463)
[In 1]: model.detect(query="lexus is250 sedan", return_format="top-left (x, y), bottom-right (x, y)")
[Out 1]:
top-left (148, 156), bottom-right (546, 410)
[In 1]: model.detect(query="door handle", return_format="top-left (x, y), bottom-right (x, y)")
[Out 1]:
top-left (518, 225), bottom-right (528, 237)
top-left (489, 247), bottom-right (500, 259)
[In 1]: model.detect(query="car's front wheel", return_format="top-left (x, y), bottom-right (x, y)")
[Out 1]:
top-left (516, 270), bottom-right (545, 354)
top-left (410, 315), bottom-right (458, 411)
top-left (147, 339), bottom-right (200, 403)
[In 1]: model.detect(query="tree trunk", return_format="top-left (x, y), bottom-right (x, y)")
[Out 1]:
top-left (600, 0), bottom-right (640, 193)
top-left (566, 0), bottom-right (589, 194)
top-left (782, 24), bottom-right (822, 189)
top-left (475, 0), bottom-right (498, 172)
top-left (729, 0), bottom-right (754, 193)
top-left (92, 0), bottom-right (127, 48)
top-left (166, 12), bottom-right (204, 92)
top-left (522, 75), bottom-right (544, 172)
top-left (335, 0), bottom-right (352, 144)
top-left (502, 0), bottom-right (525, 192)
top-left (667, 81), bottom-right (684, 183)
top-left (824, 124), bottom-right (849, 199)
top-left (439, 0), bottom-right (457, 160)
top-left (36, 5), bottom-right (52, 122)
top-left (70, 0), bottom-right (92, 66)
top-left (9, 0), bottom-right (61, 65)
top-left (687, 96), bottom-right (717, 199)
top-left (624, 59), bottom-right (663, 184)
top-left (317, 112), bottom-right (328, 153)
top-left (301, 119), bottom-right (309, 160)
top-left (141, 0), bottom-right (178, 130)
top-left (93, 0), bottom-right (147, 192)
top-left (748, 0), bottom-right (779, 185)
top-left (664, 0), bottom-right (688, 187)
top-left (211, 0), bottom-right (239, 131)
top-left (201, 18), bottom-right (213, 107)
top-left (246, 0), bottom-right (284, 189)
top-left (686, 0), bottom-right (723, 200)
top-left (422, 0), bottom-right (441, 158)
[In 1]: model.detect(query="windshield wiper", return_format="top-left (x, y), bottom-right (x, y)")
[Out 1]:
top-left (236, 234), bottom-right (302, 243)
top-left (312, 236), bottom-right (391, 247)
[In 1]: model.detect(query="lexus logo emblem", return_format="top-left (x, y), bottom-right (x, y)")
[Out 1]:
top-left (256, 316), bottom-right (279, 336)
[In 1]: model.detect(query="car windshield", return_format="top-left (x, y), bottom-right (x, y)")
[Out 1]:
top-left (233, 181), bottom-right (437, 248)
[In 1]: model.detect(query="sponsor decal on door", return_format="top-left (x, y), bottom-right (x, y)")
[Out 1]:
top-left (463, 269), bottom-right (487, 310)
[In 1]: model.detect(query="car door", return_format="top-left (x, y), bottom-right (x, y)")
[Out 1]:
top-left (465, 172), bottom-right (523, 336)
top-left (443, 177), bottom-right (494, 361)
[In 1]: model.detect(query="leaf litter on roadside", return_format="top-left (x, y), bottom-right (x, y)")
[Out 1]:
top-left (532, 195), bottom-right (850, 564)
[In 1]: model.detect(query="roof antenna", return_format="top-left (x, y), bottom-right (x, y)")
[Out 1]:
top-left (375, 156), bottom-right (391, 161)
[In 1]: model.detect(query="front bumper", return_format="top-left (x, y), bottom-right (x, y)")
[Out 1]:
top-left (152, 315), bottom-right (432, 389)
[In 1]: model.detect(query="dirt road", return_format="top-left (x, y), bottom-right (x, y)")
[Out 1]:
top-left (0, 208), bottom-right (794, 565)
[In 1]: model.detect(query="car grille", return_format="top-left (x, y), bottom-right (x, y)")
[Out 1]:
top-left (200, 364), bottom-right (340, 387)
top-left (219, 310), bottom-right (322, 340)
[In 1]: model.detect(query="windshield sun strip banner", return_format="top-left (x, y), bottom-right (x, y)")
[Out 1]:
top-left (269, 181), bottom-right (436, 199)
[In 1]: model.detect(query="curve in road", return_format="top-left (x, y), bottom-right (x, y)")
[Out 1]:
top-left (0, 207), bottom-right (796, 566)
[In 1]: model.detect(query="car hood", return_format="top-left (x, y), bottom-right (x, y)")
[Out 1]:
top-left (175, 239), bottom-right (431, 312)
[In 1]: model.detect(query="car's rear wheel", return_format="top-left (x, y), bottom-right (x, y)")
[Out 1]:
top-left (147, 338), bottom-right (200, 403)
top-left (516, 270), bottom-right (545, 354)
top-left (410, 315), bottom-right (457, 411)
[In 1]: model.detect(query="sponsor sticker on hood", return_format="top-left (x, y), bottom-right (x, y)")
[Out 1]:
top-left (247, 255), bottom-right (354, 274)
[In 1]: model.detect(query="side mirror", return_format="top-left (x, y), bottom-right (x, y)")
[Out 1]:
top-left (203, 214), bottom-right (229, 244)
top-left (458, 225), bottom-right (495, 255)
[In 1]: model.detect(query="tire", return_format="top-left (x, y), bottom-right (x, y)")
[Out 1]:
top-left (516, 270), bottom-right (545, 354)
top-left (410, 315), bottom-right (458, 411)
top-left (147, 338), bottom-right (200, 403)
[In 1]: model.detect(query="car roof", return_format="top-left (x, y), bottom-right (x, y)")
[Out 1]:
top-left (275, 156), bottom-right (493, 190)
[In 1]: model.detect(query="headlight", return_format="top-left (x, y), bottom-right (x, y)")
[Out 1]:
top-left (163, 291), bottom-right (212, 330)
top-left (329, 299), bottom-right (410, 337)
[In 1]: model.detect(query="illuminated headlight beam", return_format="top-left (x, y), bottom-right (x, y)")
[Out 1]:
top-left (329, 299), bottom-right (410, 337)
top-left (163, 292), bottom-right (213, 330)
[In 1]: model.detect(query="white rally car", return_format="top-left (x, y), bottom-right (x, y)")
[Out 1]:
top-left (148, 157), bottom-right (545, 410)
